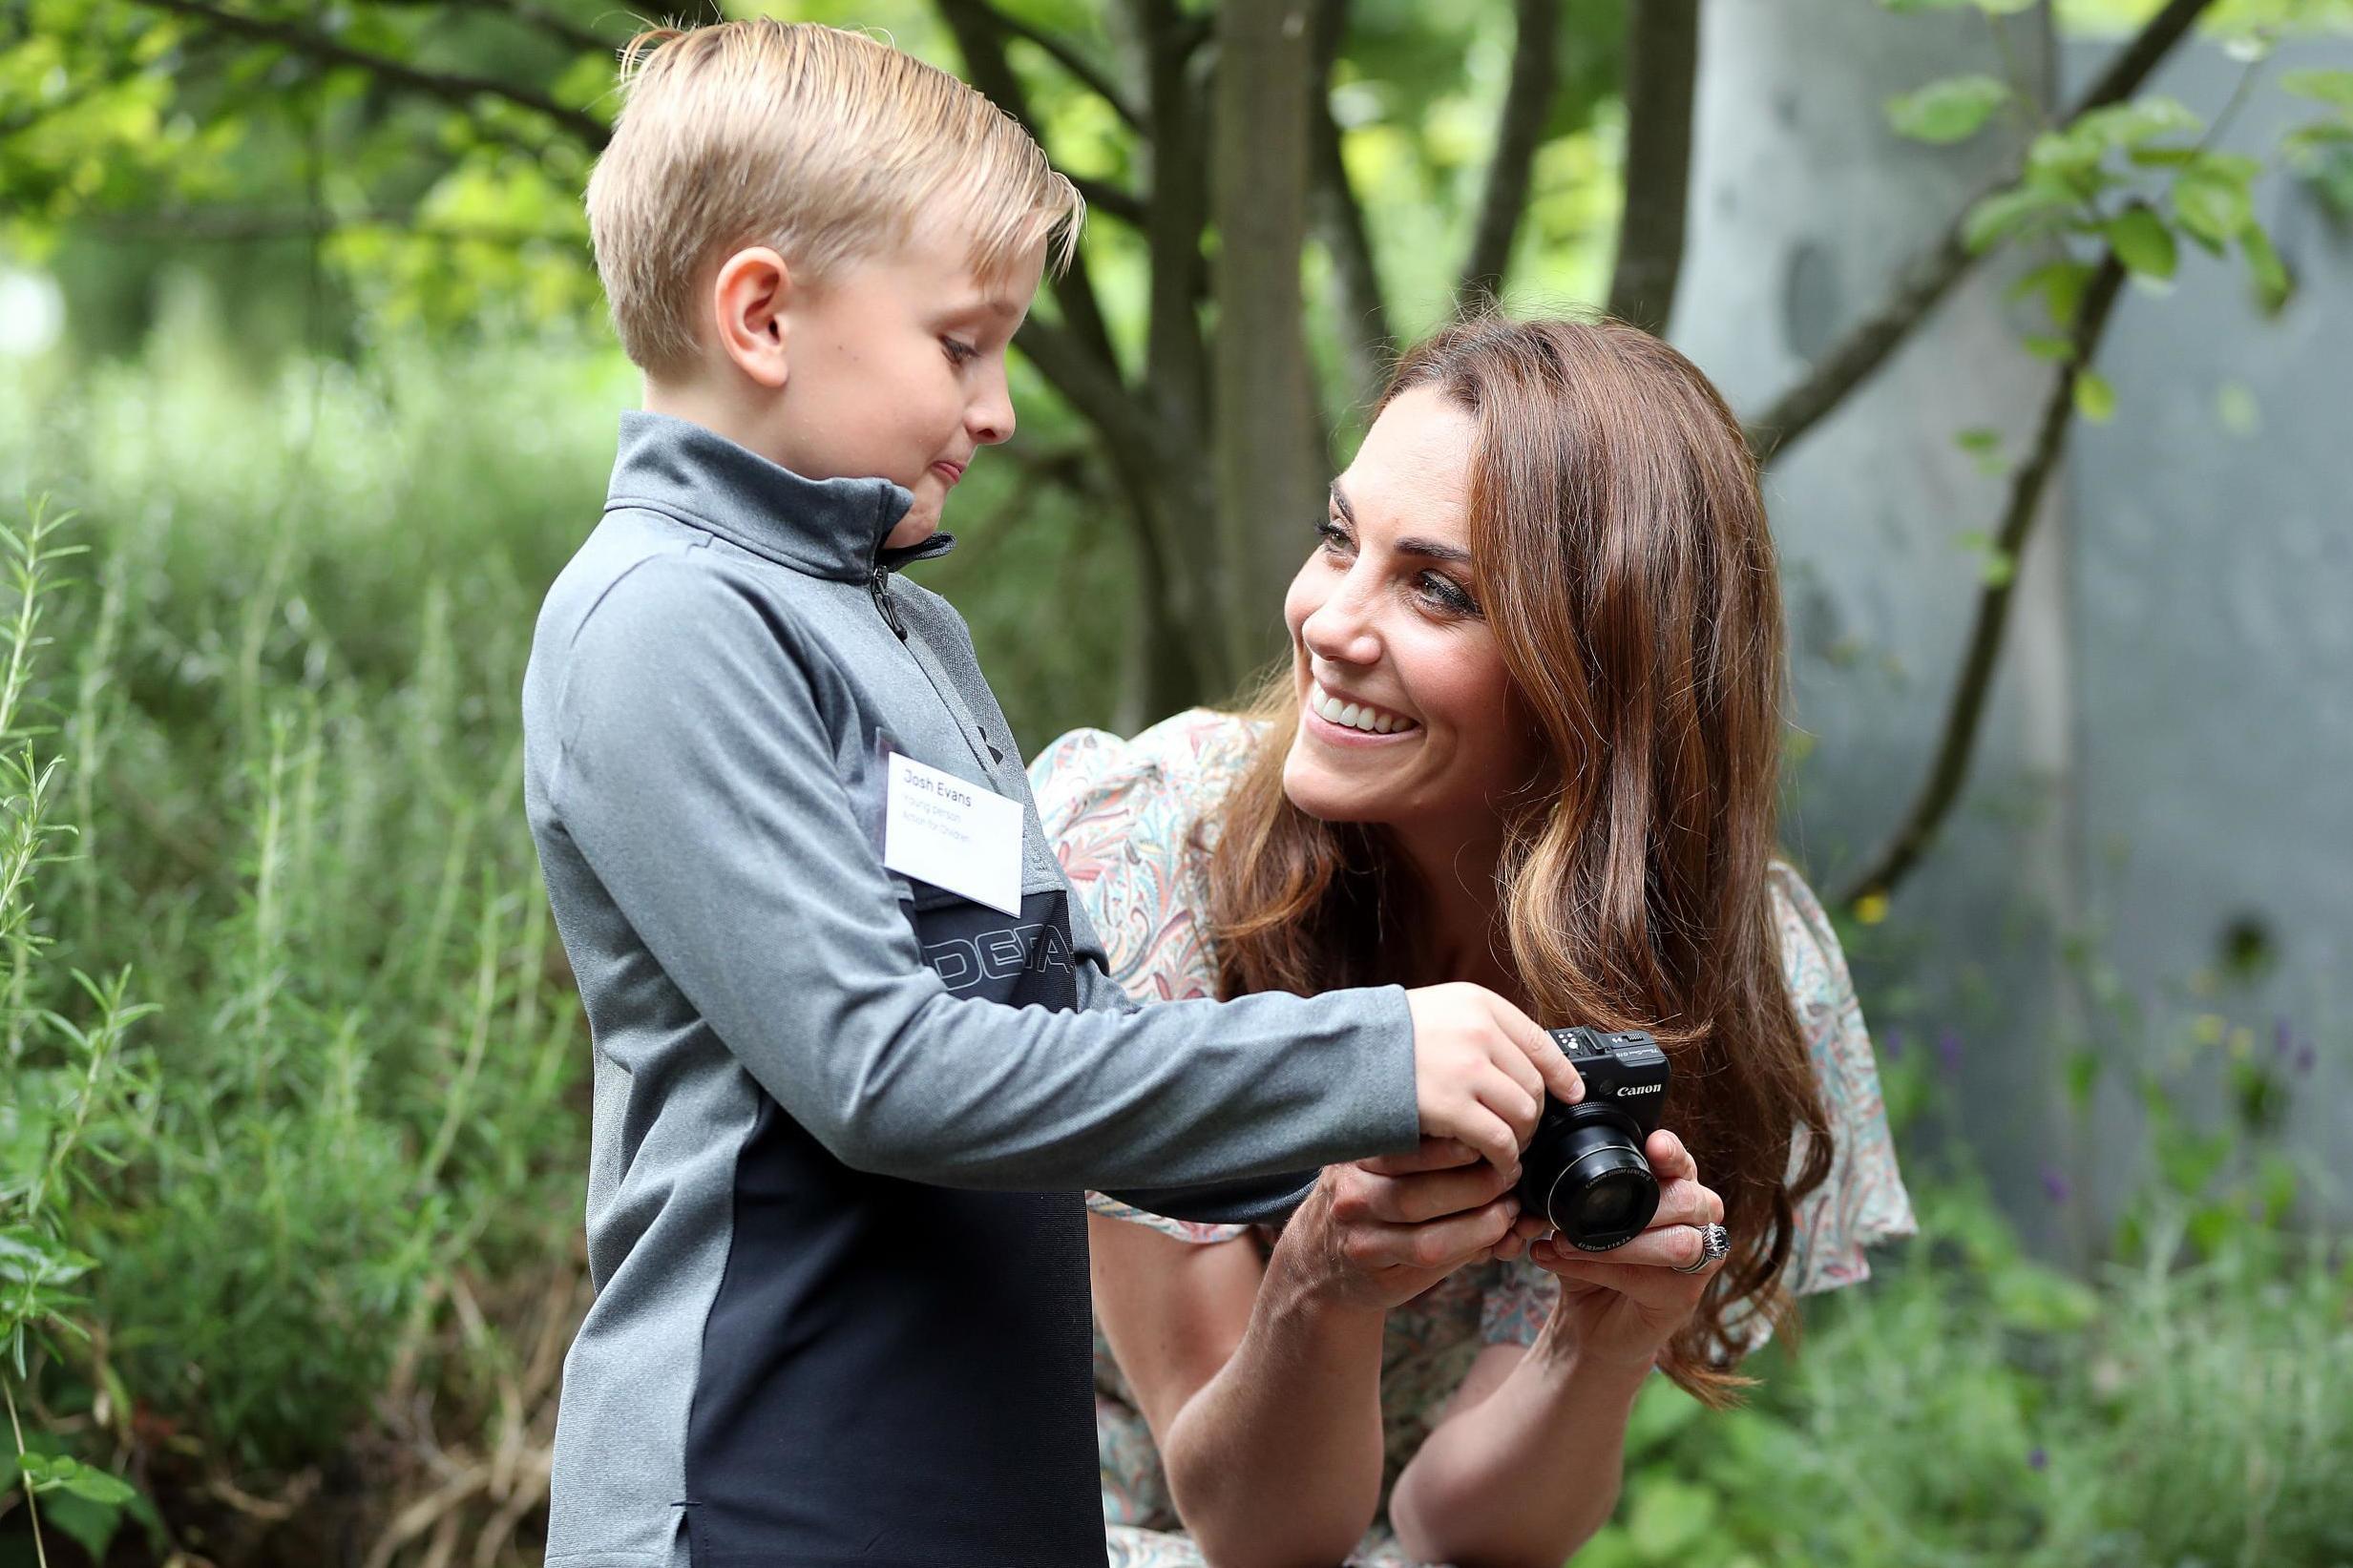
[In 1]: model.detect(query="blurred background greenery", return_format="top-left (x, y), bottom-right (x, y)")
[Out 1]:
top-left (3, 0), bottom-right (2350, 1564)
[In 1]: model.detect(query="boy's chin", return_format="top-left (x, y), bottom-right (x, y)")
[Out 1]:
top-left (883, 491), bottom-right (945, 551)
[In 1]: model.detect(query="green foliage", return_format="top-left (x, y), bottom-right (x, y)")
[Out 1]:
top-left (1886, 73), bottom-right (2013, 144)
top-left (1575, 1182), bottom-right (2353, 1568)
top-left (0, 498), bottom-right (161, 1558)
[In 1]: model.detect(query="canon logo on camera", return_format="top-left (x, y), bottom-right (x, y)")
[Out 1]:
top-left (1615, 1084), bottom-right (1663, 1097)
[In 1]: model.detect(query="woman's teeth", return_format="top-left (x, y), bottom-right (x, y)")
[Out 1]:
top-left (1313, 684), bottom-right (1416, 736)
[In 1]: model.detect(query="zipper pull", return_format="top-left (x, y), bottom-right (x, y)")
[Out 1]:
top-left (870, 564), bottom-right (907, 639)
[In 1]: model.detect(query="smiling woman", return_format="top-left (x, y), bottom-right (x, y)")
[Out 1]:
top-left (1031, 314), bottom-right (1914, 1568)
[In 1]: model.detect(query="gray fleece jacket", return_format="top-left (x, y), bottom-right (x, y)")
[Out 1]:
top-left (520, 412), bottom-right (1419, 1568)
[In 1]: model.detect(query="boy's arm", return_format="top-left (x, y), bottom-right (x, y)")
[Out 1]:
top-left (546, 556), bottom-right (1421, 1191)
top-left (1054, 835), bottom-right (1322, 1223)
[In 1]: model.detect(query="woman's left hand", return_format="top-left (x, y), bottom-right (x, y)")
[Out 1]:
top-left (1520, 1128), bottom-right (1726, 1372)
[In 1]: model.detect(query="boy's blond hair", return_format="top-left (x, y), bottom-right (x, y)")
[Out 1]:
top-left (586, 20), bottom-right (1082, 373)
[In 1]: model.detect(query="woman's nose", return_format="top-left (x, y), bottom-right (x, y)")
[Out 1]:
top-left (1300, 577), bottom-right (1380, 667)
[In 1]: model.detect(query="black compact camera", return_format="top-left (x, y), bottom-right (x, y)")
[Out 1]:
top-left (1517, 1027), bottom-right (1670, 1251)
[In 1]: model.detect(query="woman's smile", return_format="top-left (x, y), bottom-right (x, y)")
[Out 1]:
top-left (1304, 679), bottom-right (1420, 742)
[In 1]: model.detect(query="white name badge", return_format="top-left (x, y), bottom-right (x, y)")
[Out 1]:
top-left (882, 751), bottom-right (1025, 916)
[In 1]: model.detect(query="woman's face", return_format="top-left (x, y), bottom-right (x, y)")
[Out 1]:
top-left (1280, 386), bottom-right (1544, 845)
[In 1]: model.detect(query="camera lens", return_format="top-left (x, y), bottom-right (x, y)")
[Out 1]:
top-left (1572, 1169), bottom-right (1648, 1233)
top-left (1523, 1116), bottom-right (1659, 1251)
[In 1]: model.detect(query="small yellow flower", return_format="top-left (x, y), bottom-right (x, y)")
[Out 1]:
top-left (1855, 891), bottom-right (1890, 926)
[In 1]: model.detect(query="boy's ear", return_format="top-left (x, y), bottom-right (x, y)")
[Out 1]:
top-left (710, 246), bottom-right (793, 390)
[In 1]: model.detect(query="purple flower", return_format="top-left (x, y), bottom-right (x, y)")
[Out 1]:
top-left (2039, 1165), bottom-right (2071, 1204)
top-left (2028, 1447), bottom-right (2048, 1472)
top-left (1883, 1026), bottom-right (1906, 1060)
top-left (1936, 1027), bottom-right (1964, 1077)
top-left (2296, 1041), bottom-right (2316, 1076)
top-left (2275, 1015), bottom-right (2296, 1059)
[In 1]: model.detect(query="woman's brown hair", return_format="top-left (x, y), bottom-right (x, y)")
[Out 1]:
top-left (1201, 313), bottom-right (1833, 1407)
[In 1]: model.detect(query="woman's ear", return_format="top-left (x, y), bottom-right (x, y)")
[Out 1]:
top-left (709, 246), bottom-right (792, 390)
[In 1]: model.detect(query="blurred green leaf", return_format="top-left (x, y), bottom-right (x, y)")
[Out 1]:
top-left (2174, 165), bottom-right (2255, 246)
top-left (1989, 1261), bottom-right (2100, 1333)
top-left (2280, 68), bottom-right (2353, 114)
top-left (2074, 369), bottom-right (2116, 423)
top-left (1886, 73), bottom-right (2010, 143)
top-left (1964, 179), bottom-right (2078, 253)
top-left (1627, 1477), bottom-right (1721, 1558)
top-left (2106, 204), bottom-right (2177, 280)
top-left (2215, 379), bottom-right (2261, 436)
top-left (2239, 223), bottom-right (2293, 315)
top-left (18, 1451), bottom-right (139, 1505)
top-left (2071, 95), bottom-right (2204, 150)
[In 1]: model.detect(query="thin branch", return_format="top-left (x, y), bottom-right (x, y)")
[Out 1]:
top-left (1012, 317), bottom-right (1166, 482)
top-left (79, 206), bottom-right (579, 246)
top-left (1604, 0), bottom-right (1698, 334)
top-left (959, 0), bottom-right (1144, 130)
top-left (1834, 252), bottom-right (2130, 909)
top-left (1457, 0), bottom-right (1563, 309)
top-left (0, 68), bottom-right (139, 142)
top-left (1130, 0), bottom-right (1211, 431)
top-left (1743, 0), bottom-right (2215, 462)
top-left (129, 0), bottom-right (612, 147)
top-left (935, 0), bottom-right (1121, 370)
top-left (1069, 174), bottom-right (1148, 229)
top-left (1309, 0), bottom-right (1394, 412)
top-left (368, 0), bottom-right (620, 60)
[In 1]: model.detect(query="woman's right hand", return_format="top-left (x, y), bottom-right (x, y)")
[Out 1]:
top-left (1283, 1137), bottom-right (1525, 1314)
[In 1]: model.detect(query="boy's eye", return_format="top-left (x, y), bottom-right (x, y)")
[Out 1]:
top-left (941, 336), bottom-right (979, 366)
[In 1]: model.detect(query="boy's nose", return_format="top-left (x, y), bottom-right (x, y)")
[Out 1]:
top-left (969, 366), bottom-right (1016, 446)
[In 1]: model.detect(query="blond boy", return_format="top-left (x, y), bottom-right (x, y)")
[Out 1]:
top-left (521, 22), bottom-right (1578, 1566)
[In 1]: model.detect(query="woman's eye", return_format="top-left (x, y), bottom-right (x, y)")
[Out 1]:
top-left (941, 337), bottom-right (978, 366)
top-left (1313, 517), bottom-right (1352, 554)
top-left (1418, 572), bottom-right (1480, 617)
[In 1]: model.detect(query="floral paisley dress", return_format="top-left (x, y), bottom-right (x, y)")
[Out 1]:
top-left (1029, 709), bottom-right (1917, 1568)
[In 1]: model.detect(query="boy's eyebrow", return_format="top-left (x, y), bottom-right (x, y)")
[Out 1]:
top-left (1329, 480), bottom-right (1474, 565)
top-left (945, 288), bottom-right (1030, 323)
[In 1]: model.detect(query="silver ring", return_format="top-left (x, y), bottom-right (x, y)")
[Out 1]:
top-left (1672, 1222), bottom-right (1729, 1274)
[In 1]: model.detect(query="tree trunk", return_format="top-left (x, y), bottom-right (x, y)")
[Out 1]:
top-left (1210, 0), bottom-right (1323, 691)
top-left (1606, 0), bottom-right (1699, 334)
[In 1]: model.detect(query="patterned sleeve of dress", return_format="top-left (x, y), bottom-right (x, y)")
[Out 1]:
top-left (1768, 862), bottom-right (1919, 1297)
top-left (1030, 711), bottom-right (1257, 1246)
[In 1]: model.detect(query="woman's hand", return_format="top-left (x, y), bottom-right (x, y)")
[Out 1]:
top-left (1281, 1137), bottom-right (1524, 1314)
top-left (1522, 1129), bottom-right (1727, 1372)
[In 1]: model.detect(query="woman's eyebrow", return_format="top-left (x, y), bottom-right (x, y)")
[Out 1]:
top-left (1330, 482), bottom-right (1473, 564)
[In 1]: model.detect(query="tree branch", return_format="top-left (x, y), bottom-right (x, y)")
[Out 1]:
top-left (1457, 0), bottom-right (1563, 309)
top-left (77, 205), bottom-right (578, 246)
top-left (956, 0), bottom-right (1144, 130)
top-left (129, 0), bottom-right (612, 146)
top-left (1012, 318), bottom-right (1161, 466)
top-left (1309, 0), bottom-right (1395, 412)
top-left (1069, 174), bottom-right (1148, 230)
top-left (368, 0), bottom-right (620, 61)
top-left (1742, 0), bottom-right (2215, 462)
top-left (1833, 252), bottom-right (2129, 909)
top-left (1130, 0), bottom-right (1211, 432)
top-left (935, 0), bottom-right (1121, 371)
top-left (1604, 0), bottom-right (1698, 334)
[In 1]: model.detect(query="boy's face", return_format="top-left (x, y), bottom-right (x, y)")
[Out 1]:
top-left (766, 217), bottom-right (1044, 550)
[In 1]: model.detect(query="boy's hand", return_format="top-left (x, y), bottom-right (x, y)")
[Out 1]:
top-left (1404, 984), bottom-right (1583, 1173)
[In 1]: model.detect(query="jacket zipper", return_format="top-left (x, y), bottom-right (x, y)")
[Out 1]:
top-left (869, 563), bottom-right (907, 639)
